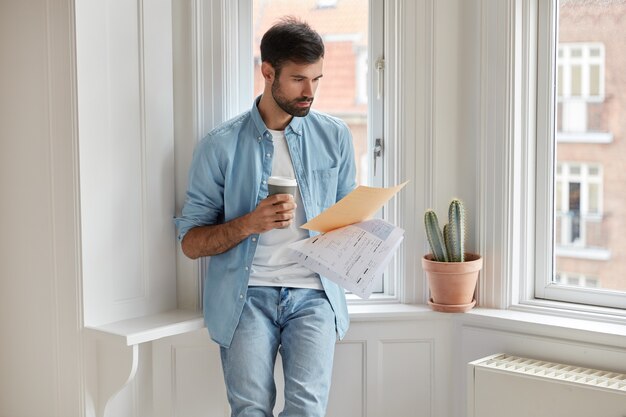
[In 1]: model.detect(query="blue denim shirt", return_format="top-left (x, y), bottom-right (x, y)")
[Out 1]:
top-left (175, 98), bottom-right (357, 348)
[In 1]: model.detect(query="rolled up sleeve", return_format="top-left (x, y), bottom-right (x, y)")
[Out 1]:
top-left (174, 137), bottom-right (225, 242)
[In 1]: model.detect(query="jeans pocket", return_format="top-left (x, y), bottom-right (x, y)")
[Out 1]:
top-left (311, 167), bottom-right (339, 210)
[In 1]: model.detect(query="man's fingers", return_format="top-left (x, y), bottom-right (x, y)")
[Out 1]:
top-left (259, 195), bottom-right (296, 211)
top-left (273, 202), bottom-right (296, 212)
top-left (274, 212), bottom-right (294, 222)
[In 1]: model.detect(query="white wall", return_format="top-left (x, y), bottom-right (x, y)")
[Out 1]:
top-left (76, 0), bottom-right (177, 327)
top-left (0, 1), bottom-right (84, 416)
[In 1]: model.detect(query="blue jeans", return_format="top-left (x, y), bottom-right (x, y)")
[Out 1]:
top-left (220, 287), bottom-right (337, 417)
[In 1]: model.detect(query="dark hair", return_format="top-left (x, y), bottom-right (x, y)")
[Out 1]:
top-left (260, 17), bottom-right (324, 74)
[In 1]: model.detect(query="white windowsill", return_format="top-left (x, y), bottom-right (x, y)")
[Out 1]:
top-left (348, 302), bottom-right (439, 321)
top-left (83, 304), bottom-right (440, 346)
top-left (83, 303), bottom-right (626, 347)
top-left (462, 306), bottom-right (626, 346)
top-left (348, 304), bottom-right (626, 345)
top-left (84, 309), bottom-right (204, 346)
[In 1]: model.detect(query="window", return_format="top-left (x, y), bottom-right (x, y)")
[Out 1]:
top-left (556, 43), bottom-right (607, 137)
top-left (250, 0), bottom-right (391, 296)
top-left (554, 162), bottom-right (603, 249)
top-left (556, 41), bottom-right (612, 143)
top-left (191, 0), bottom-right (424, 304)
top-left (252, 0), bottom-right (382, 188)
top-left (535, 0), bottom-right (626, 310)
top-left (557, 43), bottom-right (604, 101)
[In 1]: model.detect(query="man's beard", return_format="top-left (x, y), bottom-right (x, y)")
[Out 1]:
top-left (271, 78), bottom-right (314, 117)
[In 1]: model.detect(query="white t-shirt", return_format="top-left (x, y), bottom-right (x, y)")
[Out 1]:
top-left (248, 129), bottom-right (323, 289)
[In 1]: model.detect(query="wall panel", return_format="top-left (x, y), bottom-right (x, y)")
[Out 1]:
top-left (380, 340), bottom-right (433, 417)
top-left (0, 0), bottom-right (84, 415)
top-left (327, 341), bottom-right (367, 417)
top-left (153, 319), bottom-right (447, 417)
top-left (153, 330), bottom-right (229, 417)
top-left (76, 0), bottom-right (176, 326)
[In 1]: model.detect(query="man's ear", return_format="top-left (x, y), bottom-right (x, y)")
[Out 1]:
top-left (261, 62), bottom-right (275, 83)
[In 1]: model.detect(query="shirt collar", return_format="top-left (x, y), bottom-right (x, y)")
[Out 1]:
top-left (251, 96), bottom-right (304, 138)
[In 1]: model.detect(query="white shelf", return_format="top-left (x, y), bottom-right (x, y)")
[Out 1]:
top-left (85, 309), bottom-right (204, 346)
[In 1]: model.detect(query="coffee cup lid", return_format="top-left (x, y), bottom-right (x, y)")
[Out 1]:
top-left (268, 176), bottom-right (297, 186)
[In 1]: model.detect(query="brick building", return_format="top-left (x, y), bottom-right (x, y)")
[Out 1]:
top-left (555, 0), bottom-right (626, 291)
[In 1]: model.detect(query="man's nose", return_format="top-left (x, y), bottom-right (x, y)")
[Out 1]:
top-left (302, 81), bottom-right (314, 97)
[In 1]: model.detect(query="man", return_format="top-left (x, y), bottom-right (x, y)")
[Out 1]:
top-left (175, 17), bottom-right (356, 417)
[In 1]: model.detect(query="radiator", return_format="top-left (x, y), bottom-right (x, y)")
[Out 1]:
top-left (468, 353), bottom-right (626, 417)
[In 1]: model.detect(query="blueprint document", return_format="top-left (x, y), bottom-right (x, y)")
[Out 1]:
top-left (286, 218), bottom-right (404, 299)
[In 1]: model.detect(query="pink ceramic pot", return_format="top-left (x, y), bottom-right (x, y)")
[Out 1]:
top-left (422, 253), bottom-right (482, 312)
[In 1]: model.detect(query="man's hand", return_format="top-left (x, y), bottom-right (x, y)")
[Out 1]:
top-left (181, 194), bottom-right (297, 259)
top-left (243, 194), bottom-right (297, 233)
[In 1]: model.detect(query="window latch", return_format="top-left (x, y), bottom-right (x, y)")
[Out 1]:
top-left (373, 137), bottom-right (384, 176)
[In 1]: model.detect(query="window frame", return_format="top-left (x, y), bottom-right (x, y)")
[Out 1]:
top-left (476, 0), bottom-right (626, 321)
top-left (527, 0), bottom-right (626, 312)
top-left (196, 0), bottom-right (406, 302)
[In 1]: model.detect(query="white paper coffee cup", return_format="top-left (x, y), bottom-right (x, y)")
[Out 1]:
top-left (268, 176), bottom-right (297, 196)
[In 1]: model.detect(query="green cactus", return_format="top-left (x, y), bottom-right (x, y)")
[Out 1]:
top-left (443, 223), bottom-right (453, 260)
top-left (447, 199), bottom-right (465, 262)
top-left (424, 198), bottom-right (466, 262)
top-left (424, 210), bottom-right (449, 262)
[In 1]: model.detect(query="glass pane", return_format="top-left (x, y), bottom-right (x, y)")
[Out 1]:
top-left (589, 65), bottom-right (600, 96)
top-left (588, 183), bottom-right (599, 213)
top-left (252, 0), bottom-right (370, 186)
top-left (569, 182), bottom-right (580, 211)
top-left (568, 182), bottom-right (581, 243)
top-left (570, 65), bottom-right (582, 96)
top-left (554, 0), bottom-right (625, 294)
top-left (555, 181), bottom-right (563, 212)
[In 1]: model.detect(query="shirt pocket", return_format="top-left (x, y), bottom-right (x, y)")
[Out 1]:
top-left (311, 167), bottom-right (339, 210)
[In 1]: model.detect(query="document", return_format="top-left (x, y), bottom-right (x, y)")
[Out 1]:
top-left (301, 181), bottom-right (408, 233)
top-left (287, 182), bottom-right (407, 298)
top-left (287, 218), bottom-right (404, 299)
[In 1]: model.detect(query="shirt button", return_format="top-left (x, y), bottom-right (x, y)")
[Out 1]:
top-left (240, 294), bottom-right (244, 299)
top-left (252, 237), bottom-right (257, 242)
top-left (245, 266), bottom-right (249, 271)
top-left (266, 153), bottom-right (271, 158)
top-left (262, 180), bottom-right (267, 184)
top-left (257, 136), bottom-right (261, 141)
